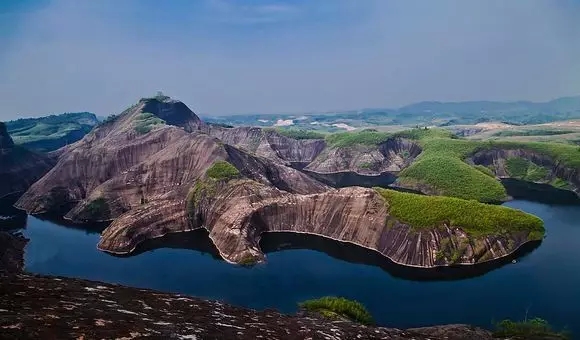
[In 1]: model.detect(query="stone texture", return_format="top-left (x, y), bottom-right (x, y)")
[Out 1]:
top-left (99, 179), bottom-right (537, 268)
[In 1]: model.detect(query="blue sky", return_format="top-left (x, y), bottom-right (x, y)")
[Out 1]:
top-left (1, 0), bottom-right (580, 119)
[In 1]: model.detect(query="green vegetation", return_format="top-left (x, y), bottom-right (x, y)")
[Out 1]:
top-left (6, 112), bottom-right (98, 152)
top-left (274, 128), bottom-right (325, 140)
top-left (399, 138), bottom-right (507, 202)
top-left (493, 129), bottom-right (575, 137)
top-left (141, 91), bottom-right (171, 102)
top-left (325, 129), bottom-right (391, 147)
top-left (551, 178), bottom-right (570, 189)
top-left (359, 162), bottom-right (373, 169)
top-left (392, 127), bottom-right (457, 140)
top-left (206, 161), bottom-right (240, 180)
top-left (375, 188), bottom-right (544, 239)
top-left (238, 254), bottom-right (259, 267)
top-left (188, 161), bottom-right (243, 210)
top-left (391, 129), bottom-right (580, 201)
top-left (493, 318), bottom-right (570, 339)
top-left (84, 197), bottom-right (111, 220)
top-left (506, 157), bottom-right (531, 178)
top-left (472, 164), bottom-right (495, 178)
top-left (298, 297), bottom-right (374, 325)
top-left (487, 141), bottom-right (580, 168)
top-left (134, 112), bottom-right (166, 134)
top-left (505, 157), bottom-right (549, 182)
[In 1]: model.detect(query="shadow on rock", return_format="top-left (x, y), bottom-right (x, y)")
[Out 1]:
top-left (109, 228), bottom-right (224, 260)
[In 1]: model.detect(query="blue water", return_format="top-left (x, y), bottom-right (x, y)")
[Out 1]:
top-left (9, 200), bottom-right (580, 333)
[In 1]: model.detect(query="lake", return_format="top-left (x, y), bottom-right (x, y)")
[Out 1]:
top-left (3, 200), bottom-right (580, 334)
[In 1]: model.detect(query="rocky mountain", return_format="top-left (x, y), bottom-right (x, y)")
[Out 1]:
top-left (6, 112), bottom-right (99, 152)
top-left (14, 96), bottom-right (545, 269)
top-left (0, 122), bottom-right (56, 200)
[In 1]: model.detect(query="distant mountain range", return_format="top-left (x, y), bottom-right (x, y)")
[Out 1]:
top-left (203, 95), bottom-right (580, 131)
top-left (5, 112), bottom-right (99, 152)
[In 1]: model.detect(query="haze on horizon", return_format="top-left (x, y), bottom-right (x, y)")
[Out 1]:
top-left (1, 0), bottom-right (580, 119)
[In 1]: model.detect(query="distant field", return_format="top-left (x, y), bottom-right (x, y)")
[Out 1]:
top-left (203, 95), bottom-right (580, 132)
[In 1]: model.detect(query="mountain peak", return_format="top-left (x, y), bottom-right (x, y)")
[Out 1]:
top-left (0, 122), bottom-right (14, 149)
top-left (137, 94), bottom-right (205, 133)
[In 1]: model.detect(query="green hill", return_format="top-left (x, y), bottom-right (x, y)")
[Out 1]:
top-left (6, 112), bottom-right (98, 152)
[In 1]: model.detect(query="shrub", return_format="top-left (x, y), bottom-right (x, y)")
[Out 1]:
top-left (133, 112), bottom-right (165, 134)
top-left (493, 318), bottom-right (570, 339)
top-left (85, 197), bottom-right (110, 220)
top-left (375, 188), bottom-right (544, 238)
top-left (238, 254), bottom-right (259, 266)
top-left (299, 297), bottom-right (374, 325)
top-left (325, 130), bottom-right (391, 148)
top-left (274, 128), bottom-right (325, 140)
top-left (493, 129), bottom-right (575, 137)
top-left (505, 157), bottom-right (530, 179)
top-left (551, 178), bottom-right (569, 189)
top-left (472, 164), bottom-right (496, 178)
top-left (505, 157), bottom-right (549, 182)
top-left (206, 161), bottom-right (240, 181)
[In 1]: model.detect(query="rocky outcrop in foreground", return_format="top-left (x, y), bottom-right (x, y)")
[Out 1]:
top-left (0, 232), bottom-right (494, 340)
top-left (0, 274), bottom-right (496, 340)
top-left (0, 122), bottom-right (56, 199)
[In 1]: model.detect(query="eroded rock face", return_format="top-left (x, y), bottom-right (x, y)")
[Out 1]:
top-left (469, 148), bottom-right (580, 195)
top-left (208, 126), bottom-right (326, 164)
top-left (99, 179), bottom-right (538, 268)
top-left (305, 138), bottom-right (421, 176)
top-left (0, 122), bottom-right (56, 199)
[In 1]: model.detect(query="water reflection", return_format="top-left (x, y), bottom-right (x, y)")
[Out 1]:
top-left (112, 228), bottom-right (223, 260)
top-left (259, 232), bottom-right (541, 281)
top-left (501, 178), bottom-right (580, 205)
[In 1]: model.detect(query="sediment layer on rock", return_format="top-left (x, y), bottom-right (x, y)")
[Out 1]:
top-left (99, 180), bottom-right (539, 268)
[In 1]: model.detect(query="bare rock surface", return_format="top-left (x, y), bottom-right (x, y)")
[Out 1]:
top-left (0, 272), bottom-right (497, 340)
top-left (99, 179), bottom-right (538, 268)
top-left (305, 138), bottom-right (421, 175)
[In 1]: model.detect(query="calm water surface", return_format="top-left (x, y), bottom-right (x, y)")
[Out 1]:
top-left (5, 200), bottom-right (580, 333)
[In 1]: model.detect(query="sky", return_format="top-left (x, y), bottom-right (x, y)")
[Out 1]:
top-left (1, 0), bottom-right (580, 119)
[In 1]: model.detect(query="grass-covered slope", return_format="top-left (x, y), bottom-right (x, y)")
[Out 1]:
top-left (375, 188), bottom-right (544, 240)
top-left (398, 137), bottom-right (508, 202)
top-left (392, 128), bottom-right (580, 202)
top-left (6, 112), bottom-right (98, 152)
